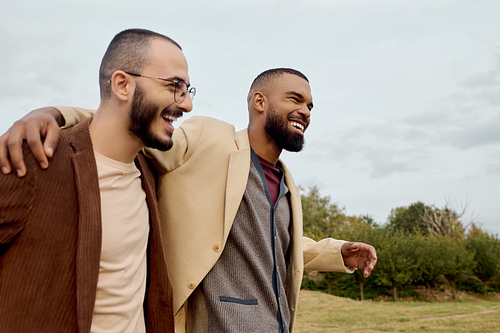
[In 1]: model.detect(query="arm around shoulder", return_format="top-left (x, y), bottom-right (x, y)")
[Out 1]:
top-left (54, 106), bottom-right (96, 128)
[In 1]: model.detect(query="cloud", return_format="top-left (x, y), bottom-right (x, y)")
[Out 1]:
top-left (443, 113), bottom-right (500, 149)
top-left (484, 163), bottom-right (500, 177)
top-left (399, 57), bottom-right (500, 150)
top-left (460, 70), bottom-right (499, 89)
top-left (308, 54), bottom-right (500, 179)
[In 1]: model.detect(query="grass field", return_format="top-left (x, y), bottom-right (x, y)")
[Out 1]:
top-left (294, 290), bottom-right (500, 333)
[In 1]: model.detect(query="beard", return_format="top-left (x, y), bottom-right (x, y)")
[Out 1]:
top-left (264, 107), bottom-right (305, 152)
top-left (128, 84), bottom-right (174, 152)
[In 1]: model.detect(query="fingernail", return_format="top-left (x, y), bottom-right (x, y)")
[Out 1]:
top-left (1, 166), bottom-right (9, 174)
top-left (47, 147), bottom-right (54, 157)
top-left (17, 169), bottom-right (24, 177)
top-left (40, 162), bottom-right (48, 169)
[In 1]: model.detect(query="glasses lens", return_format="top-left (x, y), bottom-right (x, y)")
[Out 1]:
top-left (189, 87), bottom-right (196, 101)
top-left (174, 81), bottom-right (187, 103)
top-left (174, 82), bottom-right (195, 103)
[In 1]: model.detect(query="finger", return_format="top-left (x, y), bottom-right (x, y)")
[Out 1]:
top-left (368, 248), bottom-right (378, 271)
top-left (369, 256), bottom-right (378, 275)
top-left (26, 132), bottom-right (48, 169)
top-left (42, 123), bottom-right (60, 160)
top-left (0, 132), bottom-right (12, 174)
top-left (7, 122), bottom-right (27, 177)
top-left (368, 246), bottom-right (378, 261)
top-left (363, 258), bottom-right (373, 278)
top-left (7, 139), bottom-right (26, 177)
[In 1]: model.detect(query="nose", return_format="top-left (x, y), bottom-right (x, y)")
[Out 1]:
top-left (177, 94), bottom-right (193, 113)
top-left (298, 105), bottom-right (311, 121)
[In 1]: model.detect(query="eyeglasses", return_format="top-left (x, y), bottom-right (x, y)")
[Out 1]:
top-left (125, 72), bottom-right (196, 103)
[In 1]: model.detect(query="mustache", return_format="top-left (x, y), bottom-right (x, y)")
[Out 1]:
top-left (161, 108), bottom-right (184, 118)
top-left (288, 114), bottom-right (308, 124)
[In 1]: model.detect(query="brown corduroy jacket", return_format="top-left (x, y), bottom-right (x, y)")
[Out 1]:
top-left (0, 119), bottom-right (174, 332)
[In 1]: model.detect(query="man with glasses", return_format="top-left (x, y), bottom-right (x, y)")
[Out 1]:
top-left (0, 67), bottom-right (377, 332)
top-left (0, 28), bottom-right (193, 332)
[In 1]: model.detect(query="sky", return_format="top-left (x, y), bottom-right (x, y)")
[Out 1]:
top-left (1, 0), bottom-right (499, 235)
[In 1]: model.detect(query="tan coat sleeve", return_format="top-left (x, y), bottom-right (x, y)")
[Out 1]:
top-left (303, 236), bottom-right (356, 273)
top-left (54, 106), bottom-right (95, 128)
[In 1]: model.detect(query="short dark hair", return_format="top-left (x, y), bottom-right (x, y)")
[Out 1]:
top-left (247, 68), bottom-right (308, 102)
top-left (99, 28), bottom-right (181, 100)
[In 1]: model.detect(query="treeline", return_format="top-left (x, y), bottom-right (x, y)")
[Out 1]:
top-left (301, 186), bottom-right (500, 301)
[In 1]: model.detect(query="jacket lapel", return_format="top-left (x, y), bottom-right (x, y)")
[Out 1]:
top-left (70, 119), bottom-right (102, 332)
top-left (223, 129), bottom-right (251, 240)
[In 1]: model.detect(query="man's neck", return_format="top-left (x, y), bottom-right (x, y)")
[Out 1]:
top-left (89, 110), bottom-right (143, 164)
top-left (248, 127), bottom-right (282, 165)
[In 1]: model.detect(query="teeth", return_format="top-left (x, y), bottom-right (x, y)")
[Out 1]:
top-left (290, 121), bottom-right (304, 132)
top-left (162, 114), bottom-right (178, 122)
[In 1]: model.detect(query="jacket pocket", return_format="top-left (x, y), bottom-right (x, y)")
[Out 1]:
top-left (219, 296), bottom-right (258, 305)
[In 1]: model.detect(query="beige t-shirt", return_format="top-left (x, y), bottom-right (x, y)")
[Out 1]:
top-left (91, 151), bottom-right (149, 333)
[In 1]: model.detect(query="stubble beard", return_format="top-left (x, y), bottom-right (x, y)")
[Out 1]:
top-left (128, 84), bottom-right (174, 152)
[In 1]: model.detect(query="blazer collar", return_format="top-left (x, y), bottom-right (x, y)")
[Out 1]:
top-left (235, 128), bottom-right (250, 151)
top-left (69, 117), bottom-right (94, 154)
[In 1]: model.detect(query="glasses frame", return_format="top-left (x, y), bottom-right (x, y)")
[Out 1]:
top-left (125, 72), bottom-right (196, 103)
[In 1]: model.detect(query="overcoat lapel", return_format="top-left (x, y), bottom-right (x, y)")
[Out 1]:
top-left (69, 119), bottom-right (102, 332)
top-left (223, 129), bottom-right (251, 240)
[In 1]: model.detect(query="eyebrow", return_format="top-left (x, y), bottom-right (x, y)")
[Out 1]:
top-left (286, 91), bottom-right (314, 110)
top-left (158, 75), bottom-right (190, 88)
top-left (170, 76), bottom-right (190, 88)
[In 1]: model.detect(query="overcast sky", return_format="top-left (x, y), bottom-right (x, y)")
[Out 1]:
top-left (1, 0), bottom-right (499, 235)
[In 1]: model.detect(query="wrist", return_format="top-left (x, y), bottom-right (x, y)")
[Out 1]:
top-left (49, 107), bottom-right (65, 127)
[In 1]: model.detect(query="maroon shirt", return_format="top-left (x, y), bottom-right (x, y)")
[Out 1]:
top-left (257, 155), bottom-right (282, 206)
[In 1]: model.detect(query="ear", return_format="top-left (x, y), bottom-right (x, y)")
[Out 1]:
top-left (110, 70), bottom-right (134, 102)
top-left (252, 92), bottom-right (266, 113)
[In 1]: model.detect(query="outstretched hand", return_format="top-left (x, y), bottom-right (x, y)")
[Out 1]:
top-left (0, 107), bottom-right (63, 177)
top-left (341, 242), bottom-right (378, 278)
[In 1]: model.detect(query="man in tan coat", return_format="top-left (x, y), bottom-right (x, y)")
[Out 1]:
top-left (0, 68), bottom-right (377, 332)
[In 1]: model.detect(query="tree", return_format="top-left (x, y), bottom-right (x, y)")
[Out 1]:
top-left (466, 226), bottom-right (500, 298)
top-left (322, 272), bottom-right (343, 295)
top-left (387, 202), bottom-right (431, 234)
top-left (339, 221), bottom-right (385, 301)
top-left (441, 237), bottom-right (475, 299)
top-left (388, 200), bottom-right (475, 238)
top-left (301, 186), bottom-right (371, 300)
top-left (416, 200), bottom-right (474, 238)
top-left (413, 234), bottom-right (448, 301)
top-left (301, 186), bottom-right (353, 240)
top-left (376, 231), bottom-right (419, 301)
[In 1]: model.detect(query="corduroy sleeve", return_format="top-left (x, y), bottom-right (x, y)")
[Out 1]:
top-left (0, 147), bottom-right (36, 245)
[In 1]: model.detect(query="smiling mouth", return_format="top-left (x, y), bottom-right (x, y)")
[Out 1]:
top-left (162, 114), bottom-right (179, 122)
top-left (290, 121), bottom-right (305, 133)
top-left (161, 109), bottom-right (183, 123)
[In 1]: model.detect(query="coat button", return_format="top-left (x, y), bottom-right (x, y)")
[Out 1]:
top-left (188, 282), bottom-right (196, 289)
top-left (213, 244), bottom-right (221, 252)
